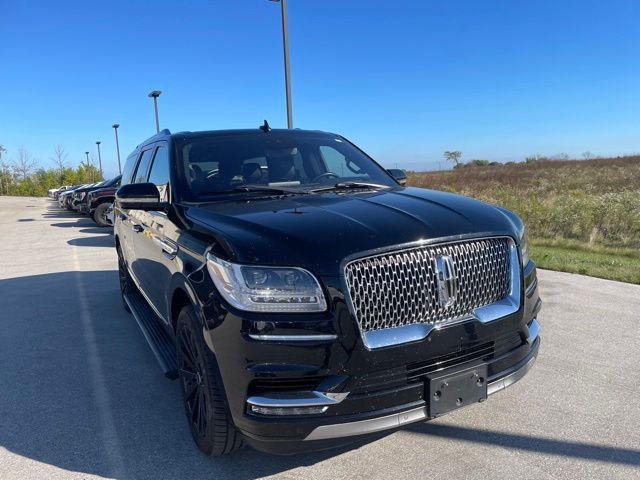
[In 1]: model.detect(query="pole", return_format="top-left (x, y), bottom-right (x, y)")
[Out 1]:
top-left (280, 0), bottom-right (293, 128)
top-left (96, 141), bottom-right (103, 176)
top-left (84, 151), bottom-right (93, 180)
top-left (148, 91), bottom-right (162, 133)
top-left (113, 124), bottom-right (122, 174)
top-left (153, 96), bottom-right (160, 133)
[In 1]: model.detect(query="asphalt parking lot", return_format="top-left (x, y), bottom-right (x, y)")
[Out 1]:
top-left (1, 195), bottom-right (639, 480)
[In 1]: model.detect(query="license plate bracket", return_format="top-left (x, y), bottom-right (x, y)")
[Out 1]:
top-left (427, 363), bottom-right (488, 418)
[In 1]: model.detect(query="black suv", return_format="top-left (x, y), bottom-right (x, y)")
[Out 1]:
top-left (71, 175), bottom-right (121, 213)
top-left (114, 127), bottom-right (541, 456)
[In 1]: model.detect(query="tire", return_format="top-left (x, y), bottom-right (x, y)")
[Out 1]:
top-left (176, 305), bottom-right (244, 456)
top-left (117, 245), bottom-right (132, 313)
top-left (93, 203), bottom-right (111, 227)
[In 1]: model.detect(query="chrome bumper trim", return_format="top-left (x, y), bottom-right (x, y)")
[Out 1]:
top-left (248, 334), bottom-right (338, 342)
top-left (304, 341), bottom-right (539, 441)
top-left (487, 348), bottom-right (538, 395)
top-left (526, 318), bottom-right (541, 345)
top-left (304, 406), bottom-right (427, 441)
top-left (247, 391), bottom-right (349, 408)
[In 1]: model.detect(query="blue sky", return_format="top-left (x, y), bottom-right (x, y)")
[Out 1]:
top-left (1, 0), bottom-right (639, 176)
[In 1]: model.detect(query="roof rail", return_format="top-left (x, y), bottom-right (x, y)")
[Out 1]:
top-left (136, 129), bottom-right (172, 149)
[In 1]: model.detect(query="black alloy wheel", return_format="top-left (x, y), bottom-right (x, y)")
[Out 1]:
top-left (176, 305), bottom-right (243, 456)
top-left (93, 202), bottom-right (111, 227)
top-left (179, 326), bottom-right (209, 438)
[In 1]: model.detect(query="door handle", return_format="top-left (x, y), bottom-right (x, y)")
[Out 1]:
top-left (132, 224), bottom-right (144, 233)
top-left (153, 236), bottom-right (178, 257)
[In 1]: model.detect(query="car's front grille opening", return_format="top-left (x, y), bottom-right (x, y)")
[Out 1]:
top-left (345, 237), bottom-right (512, 334)
top-left (248, 377), bottom-right (322, 396)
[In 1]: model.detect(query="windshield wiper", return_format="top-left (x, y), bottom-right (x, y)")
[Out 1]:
top-left (200, 185), bottom-right (307, 197)
top-left (309, 182), bottom-right (389, 193)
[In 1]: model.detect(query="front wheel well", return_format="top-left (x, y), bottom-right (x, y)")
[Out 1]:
top-left (95, 197), bottom-right (115, 206)
top-left (170, 288), bottom-right (191, 332)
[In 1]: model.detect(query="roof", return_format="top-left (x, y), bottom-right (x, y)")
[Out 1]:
top-left (136, 127), bottom-right (338, 149)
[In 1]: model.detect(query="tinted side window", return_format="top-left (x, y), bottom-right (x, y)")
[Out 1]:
top-left (121, 153), bottom-right (140, 186)
top-left (147, 146), bottom-right (170, 202)
top-left (133, 149), bottom-right (154, 184)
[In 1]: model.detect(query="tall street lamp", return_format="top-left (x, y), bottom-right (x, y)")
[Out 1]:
top-left (95, 141), bottom-right (103, 176)
top-left (269, 0), bottom-right (293, 128)
top-left (112, 124), bottom-right (122, 174)
top-left (148, 90), bottom-right (162, 133)
top-left (84, 151), bottom-right (93, 180)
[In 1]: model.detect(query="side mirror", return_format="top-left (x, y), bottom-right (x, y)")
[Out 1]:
top-left (116, 183), bottom-right (160, 210)
top-left (387, 168), bottom-right (407, 186)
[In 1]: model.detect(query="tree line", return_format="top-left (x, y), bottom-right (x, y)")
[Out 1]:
top-left (0, 145), bottom-right (103, 197)
top-left (443, 150), bottom-right (601, 168)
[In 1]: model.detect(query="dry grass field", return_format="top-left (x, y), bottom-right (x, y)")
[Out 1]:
top-left (407, 156), bottom-right (640, 283)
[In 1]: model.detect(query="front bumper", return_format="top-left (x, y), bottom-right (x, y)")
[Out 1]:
top-left (305, 335), bottom-right (539, 442)
top-left (240, 329), bottom-right (540, 454)
top-left (201, 260), bottom-right (542, 454)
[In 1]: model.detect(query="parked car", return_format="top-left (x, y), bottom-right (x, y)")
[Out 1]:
top-left (87, 185), bottom-right (119, 226)
top-left (114, 127), bottom-right (541, 456)
top-left (58, 184), bottom-right (85, 209)
top-left (71, 176), bottom-right (121, 212)
top-left (52, 186), bottom-right (69, 200)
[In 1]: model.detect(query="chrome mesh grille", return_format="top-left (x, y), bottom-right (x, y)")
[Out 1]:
top-left (344, 238), bottom-right (511, 333)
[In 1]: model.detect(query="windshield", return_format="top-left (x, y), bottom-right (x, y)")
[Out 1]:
top-left (176, 131), bottom-right (396, 201)
top-left (103, 175), bottom-right (121, 187)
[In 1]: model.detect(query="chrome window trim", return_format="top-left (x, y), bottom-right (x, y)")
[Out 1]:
top-left (343, 236), bottom-right (521, 350)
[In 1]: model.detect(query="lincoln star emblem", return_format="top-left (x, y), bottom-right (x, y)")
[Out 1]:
top-left (435, 254), bottom-right (458, 307)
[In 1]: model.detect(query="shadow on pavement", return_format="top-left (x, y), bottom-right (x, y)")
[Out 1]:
top-left (51, 220), bottom-right (95, 228)
top-left (79, 227), bottom-right (112, 235)
top-left (67, 236), bottom-right (114, 248)
top-left (0, 271), bottom-right (351, 479)
top-left (409, 422), bottom-right (640, 467)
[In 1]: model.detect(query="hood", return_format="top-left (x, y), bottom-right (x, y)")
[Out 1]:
top-left (75, 184), bottom-right (106, 194)
top-left (185, 187), bottom-right (520, 275)
top-left (90, 186), bottom-right (117, 196)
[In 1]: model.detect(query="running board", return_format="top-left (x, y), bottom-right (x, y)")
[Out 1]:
top-left (124, 291), bottom-right (178, 380)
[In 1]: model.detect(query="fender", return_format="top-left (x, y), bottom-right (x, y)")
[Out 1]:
top-left (167, 271), bottom-right (208, 331)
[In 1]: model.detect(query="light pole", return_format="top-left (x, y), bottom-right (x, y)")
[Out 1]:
top-left (112, 124), bottom-right (122, 174)
top-left (95, 141), bottom-right (103, 177)
top-left (84, 151), bottom-right (93, 180)
top-left (269, 0), bottom-right (293, 128)
top-left (148, 90), bottom-right (162, 133)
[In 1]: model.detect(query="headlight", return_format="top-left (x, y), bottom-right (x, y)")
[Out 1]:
top-left (520, 230), bottom-right (530, 267)
top-left (206, 254), bottom-right (327, 312)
